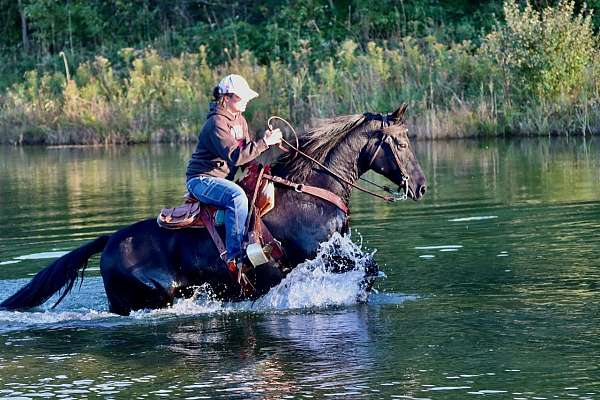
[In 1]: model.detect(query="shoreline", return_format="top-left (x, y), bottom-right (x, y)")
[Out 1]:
top-left (0, 130), bottom-right (592, 147)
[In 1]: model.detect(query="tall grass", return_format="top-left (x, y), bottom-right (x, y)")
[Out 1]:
top-left (1, 0), bottom-right (599, 145)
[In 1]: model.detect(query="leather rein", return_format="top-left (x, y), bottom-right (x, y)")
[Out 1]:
top-left (266, 115), bottom-right (411, 211)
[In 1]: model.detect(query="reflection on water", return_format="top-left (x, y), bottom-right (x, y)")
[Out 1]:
top-left (1, 137), bottom-right (600, 398)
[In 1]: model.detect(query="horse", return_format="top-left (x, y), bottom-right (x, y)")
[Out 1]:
top-left (0, 104), bottom-right (427, 315)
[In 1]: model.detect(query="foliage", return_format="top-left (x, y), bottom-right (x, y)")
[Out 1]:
top-left (0, 36), bottom-right (495, 144)
top-left (0, 0), bottom-right (504, 88)
top-left (482, 0), bottom-right (600, 134)
top-left (2, 0), bottom-right (600, 143)
top-left (484, 0), bottom-right (597, 101)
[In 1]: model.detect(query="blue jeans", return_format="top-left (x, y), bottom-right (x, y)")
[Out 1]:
top-left (187, 176), bottom-right (248, 261)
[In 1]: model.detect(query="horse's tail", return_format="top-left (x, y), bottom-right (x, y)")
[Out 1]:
top-left (0, 235), bottom-right (110, 311)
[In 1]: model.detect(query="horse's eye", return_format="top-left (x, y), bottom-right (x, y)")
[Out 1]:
top-left (398, 142), bottom-right (408, 149)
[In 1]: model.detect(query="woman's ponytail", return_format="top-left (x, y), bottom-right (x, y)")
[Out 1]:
top-left (213, 86), bottom-right (228, 108)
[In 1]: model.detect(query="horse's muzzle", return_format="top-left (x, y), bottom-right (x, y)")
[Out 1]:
top-left (415, 184), bottom-right (427, 199)
top-left (400, 182), bottom-right (427, 201)
top-left (398, 181), bottom-right (427, 201)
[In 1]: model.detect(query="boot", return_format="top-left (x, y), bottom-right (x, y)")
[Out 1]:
top-left (226, 258), bottom-right (255, 298)
top-left (226, 259), bottom-right (239, 282)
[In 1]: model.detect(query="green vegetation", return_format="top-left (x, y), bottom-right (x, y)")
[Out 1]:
top-left (0, 0), bottom-right (599, 144)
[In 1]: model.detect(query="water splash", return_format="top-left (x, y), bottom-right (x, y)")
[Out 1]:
top-left (253, 232), bottom-right (375, 310)
top-left (0, 233), bottom-right (379, 330)
top-left (143, 232), bottom-right (376, 314)
top-left (131, 284), bottom-right (226, 319)
top-left (0, 309), bottom-right (117, 333)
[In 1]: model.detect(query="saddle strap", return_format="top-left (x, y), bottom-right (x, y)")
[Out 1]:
top-left (245, 164), bottom-right (266, 235)
top-left (263, 174), bottom-right (349, 214)
top-left (199, 206), bottom-right (227, 261)
top-left (256, 217), bottom-right (285, 264)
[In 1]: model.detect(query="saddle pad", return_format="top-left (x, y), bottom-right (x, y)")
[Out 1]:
top-left (157, 202), bottom-right (204, 229)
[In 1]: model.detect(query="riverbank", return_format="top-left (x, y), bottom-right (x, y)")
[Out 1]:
top-left (1, 1), bottom-right (599, 145)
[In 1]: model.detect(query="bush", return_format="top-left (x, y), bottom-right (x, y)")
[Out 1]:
top-left (482, 0), bottom-right (600, 134)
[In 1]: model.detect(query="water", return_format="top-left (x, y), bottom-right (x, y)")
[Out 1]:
top-left (1, 138), bottom-right (600, 398)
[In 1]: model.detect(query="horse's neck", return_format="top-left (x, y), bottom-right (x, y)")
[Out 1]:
top-left (298, 133), bottom-right (370, 202)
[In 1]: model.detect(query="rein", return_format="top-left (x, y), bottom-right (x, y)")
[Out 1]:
top-left (267, 116), bottom-right (409, 203)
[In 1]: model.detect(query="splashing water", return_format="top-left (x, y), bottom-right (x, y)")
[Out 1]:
top-left (0, 309), bottom-right (117, 333)
top-left (0, 233), bottom-right (378, 331)
top-left (253, 232), bottom-right (376, 310)
top-left (131, 283), bottom-right (227, 319)
top-left (138, 232), bottom-right (376, 315)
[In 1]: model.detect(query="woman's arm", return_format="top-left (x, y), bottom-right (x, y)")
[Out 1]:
top-left (207, 118), bottom-right (269, 166)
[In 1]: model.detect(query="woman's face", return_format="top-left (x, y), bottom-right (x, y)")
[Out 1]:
top-left (224, 94), bottom-right (249, 113)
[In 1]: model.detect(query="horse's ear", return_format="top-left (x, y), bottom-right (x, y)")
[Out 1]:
top-left (390, 103), bottom-right (408, 124)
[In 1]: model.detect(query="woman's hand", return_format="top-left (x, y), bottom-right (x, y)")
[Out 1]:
top-left (263, 128), bottom-right (283, 146)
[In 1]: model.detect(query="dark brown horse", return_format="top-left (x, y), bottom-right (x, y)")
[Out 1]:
top-left (1, 105), bottom-right (427, 315)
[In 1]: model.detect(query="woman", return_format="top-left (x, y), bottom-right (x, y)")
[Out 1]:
top-left (185, 74), bottom-right (282, 285)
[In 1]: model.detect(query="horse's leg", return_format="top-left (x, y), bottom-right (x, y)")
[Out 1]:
top-left (264, 195), bottom-right (379, 299)
top-left (100, 220), bottom-right (252, 314)
top-left (102, 261), bottom-right (176, 315)
top-left (242, 262), bottom-right (286, 298)
top-left (319, 249), bottom-right (379, 275)
top-left (100, 220), bottom-right (181, 315)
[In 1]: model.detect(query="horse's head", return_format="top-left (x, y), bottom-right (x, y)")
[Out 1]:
top-left (363, 104), bottom-right (427, 200)
top-left (274, 106), bottom-right (427, 201)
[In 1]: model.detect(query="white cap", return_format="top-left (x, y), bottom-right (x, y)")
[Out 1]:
top-left (217, 74), bottom-right (259, 102)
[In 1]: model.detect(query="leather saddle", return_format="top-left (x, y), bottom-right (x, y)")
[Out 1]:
top-left (156, 193), bottom-right (217, 229)
top-left (157, 165), bottom-right (275, 230)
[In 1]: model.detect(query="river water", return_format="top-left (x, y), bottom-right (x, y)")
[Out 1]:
top-left (0, 138), bottom-right (599, 399)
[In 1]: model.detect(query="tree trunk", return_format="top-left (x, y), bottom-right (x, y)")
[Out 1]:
top-left (17, 0), bottom-right (30, 54)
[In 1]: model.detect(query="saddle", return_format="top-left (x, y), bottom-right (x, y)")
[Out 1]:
top-left (157, 164), bottom-right (275, 231)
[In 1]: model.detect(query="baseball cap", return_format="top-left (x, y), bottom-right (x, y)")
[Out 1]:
top-left (217, 74), bottom-right (259, 102)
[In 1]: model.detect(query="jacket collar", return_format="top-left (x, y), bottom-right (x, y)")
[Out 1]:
top-left (207, 102), bottom-right (239, 121)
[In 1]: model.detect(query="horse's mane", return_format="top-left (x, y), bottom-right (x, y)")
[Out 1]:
top-left (275, 113), bottom-right (377, 180)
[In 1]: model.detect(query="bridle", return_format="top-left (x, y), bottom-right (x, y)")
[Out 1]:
top-left (268, 114), bottom-right (411, 203)
top-left (362, 112), bottom-right (411, 201)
